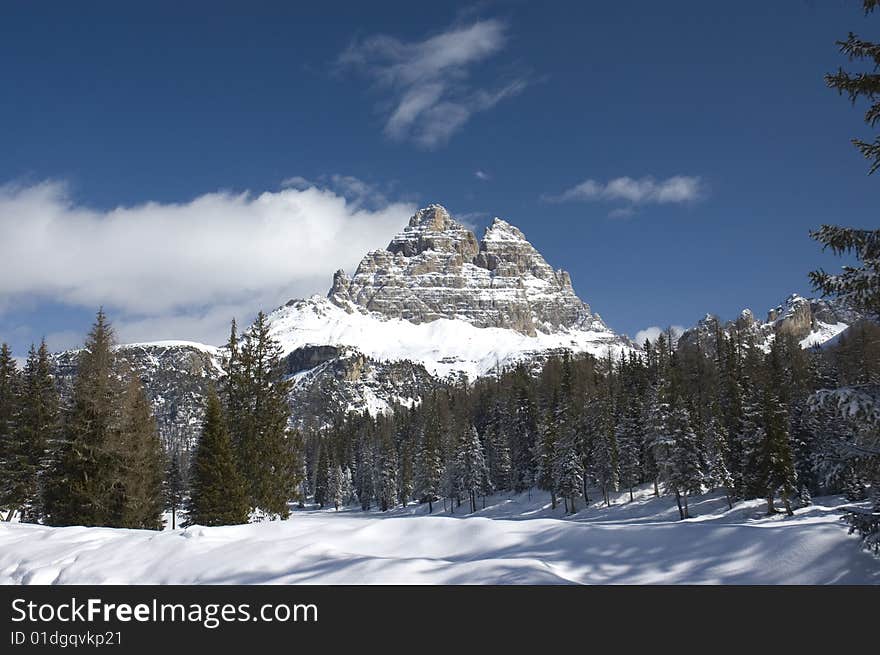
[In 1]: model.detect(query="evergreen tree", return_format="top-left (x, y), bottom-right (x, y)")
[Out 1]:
top-left (329, 464), bottom-right (345, 510)
top-left (703, 413), bottom-right (734, 510)
top-left (0, 344), bottom-right (22, 520)
top-left (825, 0), bottom-right (880, 174)
top-left (414, 426), bottom-right (442, 513)
top-left (185, 388), bottom-right (249, 526)
top-left (456, 425), bottom-right (489, 513)
top-left (110, 375), bottom-right (164, 529)
top-left (616, 398), bottom-right (643, 503)
top-left (44, 310), bottom-right (125, 527)
top-left (231, 312), bottom-right (298, 518)
top-left (375, 429), bottom-right (398, 512)
top-left (666, 402), bottom-right (704, 520)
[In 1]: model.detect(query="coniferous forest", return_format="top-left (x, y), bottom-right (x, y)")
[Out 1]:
top-left (0, 224), bottom-right (877, 558)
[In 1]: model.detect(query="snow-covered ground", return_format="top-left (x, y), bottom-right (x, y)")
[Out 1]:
top-left (1, 486), bottom-right (877, 585)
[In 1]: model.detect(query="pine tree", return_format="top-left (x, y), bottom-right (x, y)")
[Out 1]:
top-left (825, 0), bottom-right (880, 174)
top-left (329, 464), bottom-right (345, 510)
top-left (616, 398), bottom-right (643, 503)
top-left (185, 388), bottom-right (249, 526)
top-left (535, 398), bottom-right (559, 509)
top-left (398, 438), bottom-right (414, 508)
top-left (375, 429), bottom-right (398, 512)
top-left (509, 365), bottom-right (538, 494)
top-left (0, 344), bottom-right (22, 521)
top-left (456, 425), bottom-right (489, 513)
top-left (414, 426), bottom-right (442, 513)
top-left (666, 402), bottom-right (704, 520)
top-left (231, 311), bottom-right (298, 518)
top-left (44, 310), bottom-right (125, 527)
top-left (703, 413), bottom-right (734, 510)
top-left (110, 375), bottom-right (165, 529)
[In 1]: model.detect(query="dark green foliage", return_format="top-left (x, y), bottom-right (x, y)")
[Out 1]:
top-left (185, 388), bottom-right (249, 527)
top-left (223, 312), bottom-right (299, 518)
top-left (825, 1), bottom-right (880, 173)
top-left (44, 310), bottom-right (165, 529)
top-left (809, 226), bottom-right (880, 318)
top-left (0, 344), bottom-right (22, 520)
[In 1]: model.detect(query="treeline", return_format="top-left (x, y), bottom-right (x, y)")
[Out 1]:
top-left (304, 319), bottom-right (880, 520)
top-left (0, 310), bottom-right (302, 529)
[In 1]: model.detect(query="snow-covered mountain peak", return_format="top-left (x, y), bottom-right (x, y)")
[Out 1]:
top-left (326, 204), bottom-right (616, 337)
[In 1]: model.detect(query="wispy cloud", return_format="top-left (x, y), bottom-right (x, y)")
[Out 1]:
top-left (0, 179), bottom-right (415, 347)
top-left (338, 18), bottom-right (528, 149)
top-left (545, 175), bottom-right (705, 216)
top-left (475, 170), bottom-right (491, 181)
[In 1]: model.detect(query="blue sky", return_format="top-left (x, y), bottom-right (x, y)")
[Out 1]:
top-left (0, 0), bottom-right (875, 354)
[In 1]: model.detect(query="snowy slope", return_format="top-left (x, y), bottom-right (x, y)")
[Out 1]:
top-left (2, 488), bottom-right (877, 585)
top-left (268, 296), bottom-right (631, 380)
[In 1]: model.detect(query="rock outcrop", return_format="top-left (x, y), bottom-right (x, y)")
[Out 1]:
top-left (328, 204), bottom-right (605, 336)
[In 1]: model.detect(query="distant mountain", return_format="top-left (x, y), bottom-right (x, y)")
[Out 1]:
top-left (677, 293), bottom-right (861, 354)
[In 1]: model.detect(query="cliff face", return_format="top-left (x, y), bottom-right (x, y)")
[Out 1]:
top-left (678, 293), bottom-right (860, 353)
top-left (328, 204), bottom-right (606, 336)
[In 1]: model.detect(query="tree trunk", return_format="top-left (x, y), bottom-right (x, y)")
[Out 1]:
top-left (563, 497), bottom-right (568, 514)
top-left (766, 494), bottom-right (776, 515)
top-left (725, 489), bottom-right (732, 511)
top-left (674, 489), bottom-right (684, 520)
top-left (629, 487), bottom-right (634, 503)
top-left (551, 491), bottom-right (557, 510)
top-left (582, 472), bottom-right (590, 504)
top-left (428, 498), bottom-right (433, 514)
top-left (782, 491), bottom-right (794, 517)
top-left (5, 508), bottom-right (15, 522)
top-left (570, 496), bottom-right (577, 514)
top-left (683, 493), bottom-right (690, 519)
top-left (171, 507), bottom-right (176, 530)
top-left (653, 477), bottom-right (660, 497)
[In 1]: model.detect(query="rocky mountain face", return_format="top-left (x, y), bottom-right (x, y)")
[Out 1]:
top-left (678, 293), bottom-right (860, 354)
top-left (328, 204), bottom-right (608, 336)
top-left (51, 342), bottom-right (224, 455)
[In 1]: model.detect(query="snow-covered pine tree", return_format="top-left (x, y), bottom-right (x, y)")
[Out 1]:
top-left (666, 401), bottom-right (704, 520)
top-left (414, 426), bottom-right (442, 513)
top-left (535, 396), bottom-right (559, 509)
top-left (509, 364), bottom-right (538, 494)
top-left (375, 429), bottom-right (398, 512)
top-left (616, 398), bottom-right (643, 503)
top-left (703, 412), bottom-right (734, 510)
top-left (456, 425), bottom-right (489, 513)
top-left (329, 464), bottom-right (345, 510)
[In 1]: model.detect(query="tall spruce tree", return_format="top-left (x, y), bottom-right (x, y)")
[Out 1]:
top-left (110, 375), bottom-right (165, 530)
top-left (44, 310), bottom-right (124, 527)
top-left (186, 388), bottom-right (249, 526)
top-left (230, 312), bottom-right (298, 518)
top-left (0, 344), bottom-right (22, 521)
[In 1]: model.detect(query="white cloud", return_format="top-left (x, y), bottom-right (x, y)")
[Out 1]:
top-left (0, 180), bottom-right (415, 346)
top-left (475, 170), bottom-right (490, 181)
top-left (634, 325), bottom-right (686, 346)
top-left (546, 175), bottom-right (705, 212)
top-left (339, 19), bottom-right (528, 148)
